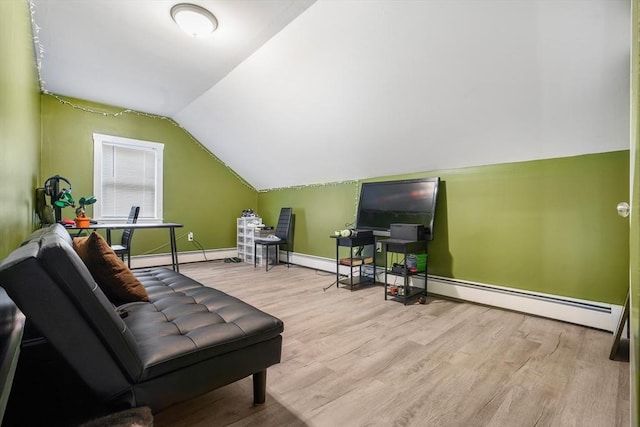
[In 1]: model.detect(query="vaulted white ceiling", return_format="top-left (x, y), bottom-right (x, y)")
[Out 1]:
top-left (32, 0), bottom-right (631, 190)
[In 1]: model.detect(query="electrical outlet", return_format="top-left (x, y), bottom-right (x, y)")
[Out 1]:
top-left (188, 232), bottom-right (194, 241)
top-left (376, 242), bottom-right (382, 252)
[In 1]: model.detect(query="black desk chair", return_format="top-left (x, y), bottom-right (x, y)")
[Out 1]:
top-left (254, 208), bottom-right (293, 271)
top-left (110, 206), bottom-right (140, 268)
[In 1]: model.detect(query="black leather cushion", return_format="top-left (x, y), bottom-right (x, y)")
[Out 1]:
top-left (0, 232), bottom-right (141, 394)
top-left (0, 288), bottom-right (24, 423)
top-left (120, 268), bottom-right (284, 380)
top-left (0, 224), bottom-right (284, 412)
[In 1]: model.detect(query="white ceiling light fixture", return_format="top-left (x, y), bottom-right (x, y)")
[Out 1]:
top-left (170, 3), bottom-right (218, 38)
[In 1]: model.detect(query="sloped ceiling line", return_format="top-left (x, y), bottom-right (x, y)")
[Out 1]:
top-left (44, 93), bottom-right (256, 191)
top-left (32, 0), bottom-right (631, 190)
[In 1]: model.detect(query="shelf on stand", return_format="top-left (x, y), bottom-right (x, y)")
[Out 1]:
top-left (382, 239), bottom-right (428, 305)
top-left (385, 285), bottom-right (425, 303)
top-left (338, 274), bottom-right (375, 287)
top-left (331, 233), bottom-right (377, 291)
top-left (339, 256), bottom-right (374, 267)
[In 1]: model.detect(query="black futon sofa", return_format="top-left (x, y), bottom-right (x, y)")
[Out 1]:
top-left (0, 224), bottom-right (283, 413)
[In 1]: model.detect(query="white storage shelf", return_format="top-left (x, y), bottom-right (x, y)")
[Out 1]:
top-left (237, 217), bottom-right (268, 266)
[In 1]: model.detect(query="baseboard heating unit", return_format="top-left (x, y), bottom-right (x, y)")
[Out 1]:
top-left (286, 252), bottom-right (624, 333)
top-left (427, 275), bottom-right (621, 333)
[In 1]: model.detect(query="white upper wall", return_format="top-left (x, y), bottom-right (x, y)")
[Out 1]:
top-left (32, 0), bottom-right (317, 117)
top-left (175, 0), bottom-right (631, 190)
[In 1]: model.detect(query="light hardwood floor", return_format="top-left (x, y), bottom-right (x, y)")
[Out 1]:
top-left (154, 261), bottom-right (630, 427)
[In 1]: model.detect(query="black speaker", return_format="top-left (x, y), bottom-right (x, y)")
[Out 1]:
top-left (390, 224), bottom-right (425, 241)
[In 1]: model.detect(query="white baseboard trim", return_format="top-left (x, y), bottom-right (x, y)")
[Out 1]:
top-left (284, 252), bottom-right (623, 333)
top-left (130, 248), bottom-right (237, 269)
top-left (130, 249), bottom-right (623, 332)
top-left (427, 276), bottom-right (622, 333)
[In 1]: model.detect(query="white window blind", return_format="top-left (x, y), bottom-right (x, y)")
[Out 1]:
top-left (93, 133), bottom-right (164, 221)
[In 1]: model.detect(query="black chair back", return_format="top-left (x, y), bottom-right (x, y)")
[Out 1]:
top-left (121, 206), bottom-right (140, 247)
top-left (254, 207), bottom-right (294, 271)
top-left (275, 208), bottom-right (293, 242)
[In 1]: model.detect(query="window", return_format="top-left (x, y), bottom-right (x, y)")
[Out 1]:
top-left (93, 133), bottom-right (164, 222)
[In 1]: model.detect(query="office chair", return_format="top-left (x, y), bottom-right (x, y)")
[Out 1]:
top-left (111, 206), bottom-right (140, 268)
top-left (254, 207), bottom-right (293, 271)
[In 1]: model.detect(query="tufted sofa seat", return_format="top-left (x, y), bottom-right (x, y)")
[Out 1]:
top-left (123, 268), bottom-right (283, 381)
top-left (0, 224), bottom-right (283, 413)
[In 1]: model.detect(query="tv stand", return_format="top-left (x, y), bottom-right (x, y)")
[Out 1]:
top-left (382, 239), bottom-right (428, 304)
top-left (330, 234), bottom-right (376, 290)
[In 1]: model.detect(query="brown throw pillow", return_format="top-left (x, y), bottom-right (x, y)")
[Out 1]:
top-left (73, 232), bottom-right (149, 305)
top-left (72, 235), bottom-right (90, 250)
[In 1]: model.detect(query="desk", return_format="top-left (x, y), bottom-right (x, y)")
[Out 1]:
top-left (66, 222), bottom-right (183, 272)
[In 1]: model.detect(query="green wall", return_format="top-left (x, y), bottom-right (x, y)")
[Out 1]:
top-left (258, 151), bottom-right (629, 305)
top-left (0, 0), bottom-right (41, 259)
top-left (40, 95), bottom-right (257, 255)
top-left (257, 182), bottom-right (360, 255)
top-left (630, 1), bottom-right (639, 423)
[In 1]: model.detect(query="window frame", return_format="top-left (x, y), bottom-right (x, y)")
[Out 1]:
top-left (93, 133), bottom-right (164, 223)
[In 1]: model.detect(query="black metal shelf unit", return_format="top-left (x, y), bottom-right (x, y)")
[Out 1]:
top-left (331, 233), bottom-right (376, 291)
top-left (383, 239), bottom-right (428, 304)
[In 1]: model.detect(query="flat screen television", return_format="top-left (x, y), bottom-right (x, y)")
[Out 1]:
top-left (355, 177), bottom-right (440, 240)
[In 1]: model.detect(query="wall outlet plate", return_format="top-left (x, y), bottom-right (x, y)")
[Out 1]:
top-left (188, 232), bottom-right (194, 241)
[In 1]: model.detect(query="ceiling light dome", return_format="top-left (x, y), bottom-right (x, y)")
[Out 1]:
top-left (171, 3), bottom-right (218, 38)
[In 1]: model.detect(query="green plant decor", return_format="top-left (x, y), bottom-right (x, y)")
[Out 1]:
top-left (54, 191), bottom-right (97, 218)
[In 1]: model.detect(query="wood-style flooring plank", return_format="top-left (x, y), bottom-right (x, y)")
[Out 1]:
top-left (153, 261), bottom-right (629, 427)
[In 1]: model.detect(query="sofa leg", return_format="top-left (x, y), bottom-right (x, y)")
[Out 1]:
top-left (253, 370), bottom-right (267, 404)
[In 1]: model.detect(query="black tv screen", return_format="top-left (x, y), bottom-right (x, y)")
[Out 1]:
top-left (355, 177), bottom-right (440, 240)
